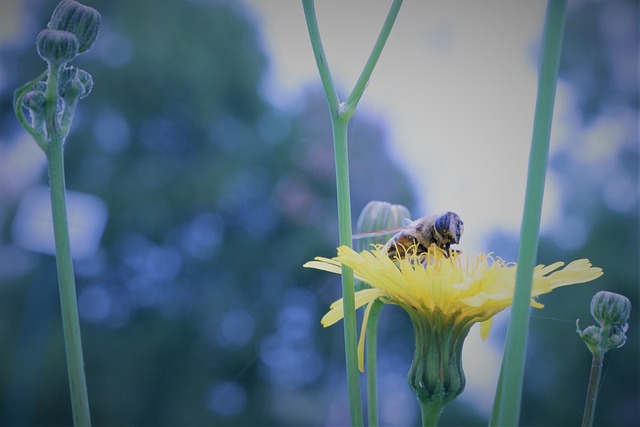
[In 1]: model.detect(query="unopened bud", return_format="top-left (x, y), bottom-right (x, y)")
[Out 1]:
top-left (591, 291), bottom-right (631, 328)
top-left (22, 90), bottom-right (47, 114)
top-left (59, 66), bottom-right (93, 100)
top-left (355, 201), bottom-right (411, 251)
top-left (607, 324), bottom-right (628, 349)
top-left (48, 0), bottom-right (101, 54)
top-left (37, 29), bottom-right (79, 66)
top-left (576, 321), bottom-right (600, 353)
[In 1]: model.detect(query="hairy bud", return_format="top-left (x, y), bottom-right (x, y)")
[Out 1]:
top-left (591, 290), bottom-right (631, 328)
top-left (48, 0), bottom-right (101, 54)
top-left (37, 29), bottom-right (79, 66)
top-left (59, 66), bottom-right (94, 100)
top-left (22, 90), bottom-right (47, 114)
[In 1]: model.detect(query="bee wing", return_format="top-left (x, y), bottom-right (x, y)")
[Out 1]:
top-left (352, 226), bottom-right (407, 239)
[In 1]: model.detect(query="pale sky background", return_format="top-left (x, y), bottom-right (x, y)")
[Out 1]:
top-left (242, 0), bottom-right (567, 413)
top-left (243, 0), bottom-right (565, 258)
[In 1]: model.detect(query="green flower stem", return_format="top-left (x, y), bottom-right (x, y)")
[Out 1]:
top-left (301, 3), bottom-right (361, 424)
top-left (491, 1), bottom-right (567, 425)
top-left (365, 299), bottom-right (384, 427)
top-left (333, 116), bottom-right (364, 426)
top-left (45, 70), bottom-right (92, 427)
top-left (581, 351), bottom-right (603, 427)
top-left (302, 2), bottom-right (403, 425)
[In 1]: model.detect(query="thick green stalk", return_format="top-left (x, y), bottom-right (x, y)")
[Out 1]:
top-left (365, 300), bottom-right (384, 427)
top-left (45, 68), bottom-right (92, 427)
top-left (491, 1), bottom-right (567, 425)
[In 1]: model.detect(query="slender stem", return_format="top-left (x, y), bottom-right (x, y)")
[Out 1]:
top-left (302, 2), bottom-right (404, 425)
top-left (365, 300), bottom-right (383, 427)
top-left (45, 67), bottom-right (92, 427)
top-left (581, 352), bottom-right (603, 427)
top-left (302, 3), bottom-right (363, 425)
top-left (491, 1), bottom-right (567, 425)
top-left (302, 0), bottom-right (339, 113)
top-left (332, 116), bottom-right (364, 426)
top-left (344, 0), bottom-right (403, 116)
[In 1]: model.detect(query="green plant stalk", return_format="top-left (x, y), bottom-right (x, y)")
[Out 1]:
top-left (365, 300), bottom-right (384, 427)
top-left (581, 351), bottom-right (603, 427)
top-left (491, 1), bottom-right (567, 425)
top-left (333, 114), bottom-right (364, 426)
top-left (301, 2), bottom-right (362, 424)
top-left (45, 65), bottom-right (92, 427)
top-left (302, 2), bottom-right (403, 425)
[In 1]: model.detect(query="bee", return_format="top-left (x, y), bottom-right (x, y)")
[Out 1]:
top-left (355, 211), bottom-right (464, 259)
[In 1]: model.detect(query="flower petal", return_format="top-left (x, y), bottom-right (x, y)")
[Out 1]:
top-left (548, 259), bottom-right (603, 289)
top-left (357, 300), bottom-right (376, 373)
top-left (480, 318), bottom-right (493, 340)
top-left (320, 288), bottom-right (384, 327)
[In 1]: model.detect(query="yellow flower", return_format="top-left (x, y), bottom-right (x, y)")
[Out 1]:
top-left (304, 245), bottom-right (603, 373)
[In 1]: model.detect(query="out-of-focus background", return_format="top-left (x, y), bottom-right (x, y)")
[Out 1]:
top-left (0, 0), bottom-right (637, 426)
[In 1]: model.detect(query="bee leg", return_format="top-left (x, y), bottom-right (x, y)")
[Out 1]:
top-left (441, 243), bottom-right (451, 257)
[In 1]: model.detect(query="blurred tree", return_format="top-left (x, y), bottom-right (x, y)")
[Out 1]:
top-left (0, 0), bottom-right (416, 425)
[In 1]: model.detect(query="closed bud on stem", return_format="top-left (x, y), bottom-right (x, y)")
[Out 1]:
top-left (607, 324), bottom-right (629, 349)
top-left (355, 200), bottom-right (411, 251)
top-left (37, 29), bottom-right (79, 67)
top-left (22, 90), bottom-right (47, 114)
top-left (59, 66), bottom-right (94, 100)
top-left (576, 322), bottom-right (600, 354)
top-left (578, 291), bottom-right (631, 355)
top-left (48, 0), bottom-right (101, 54)
top-left (591, 291), bottom-right (631, 328)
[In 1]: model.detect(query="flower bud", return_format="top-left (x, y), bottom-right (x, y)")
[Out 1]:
top-left (48, 0), bottom-right (101, 54)
top-left (37, 29), bottom-right (79, 66)
top-left (590, 291), bottom-right (631, 328)
top-left (576, 321), bottom-right (600, 354)
top-left (21, 90), bottom-right (47, 114)
top-left (607, 324), bottom-right (628, 349)
top-left (355, 201), bottom-right (411, 251)
top-left (59, 66), bottom-right (94, 100)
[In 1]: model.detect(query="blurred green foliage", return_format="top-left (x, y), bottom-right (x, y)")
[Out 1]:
top-left (0, 0), bottom-right (415, 425)
top-left (0, 0), bottom-right (637, 426)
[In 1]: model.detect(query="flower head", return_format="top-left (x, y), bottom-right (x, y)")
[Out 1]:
top-left (305, 245), bottom-right (603, 373)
